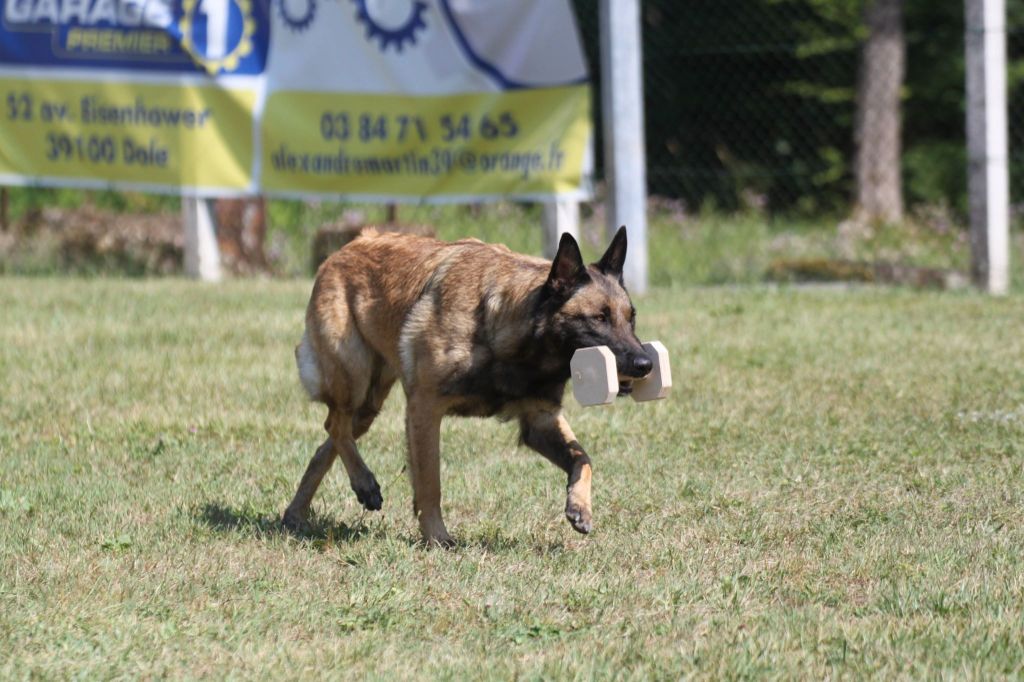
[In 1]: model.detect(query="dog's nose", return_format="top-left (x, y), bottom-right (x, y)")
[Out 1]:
top-left (632, 354), bottom-right (653, 376)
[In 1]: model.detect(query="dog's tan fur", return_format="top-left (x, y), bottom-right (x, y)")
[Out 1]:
top-left (284, 227), bottom-right (648, 545)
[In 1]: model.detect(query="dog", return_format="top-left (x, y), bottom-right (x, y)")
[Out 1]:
top-left (283, 226), bottom-right (653, 545)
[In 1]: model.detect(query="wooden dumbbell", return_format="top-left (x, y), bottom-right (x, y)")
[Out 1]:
top-left (570, 341), bottom-right (672, 407)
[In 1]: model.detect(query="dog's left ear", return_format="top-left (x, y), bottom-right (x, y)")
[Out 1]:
top-left (546, 232), bottom-right (589, 295)
top-left (596, 226), bottom-right (627, 280)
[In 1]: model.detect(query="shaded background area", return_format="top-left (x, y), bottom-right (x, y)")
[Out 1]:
top-left (573, 0), bottom-right (1022, 218)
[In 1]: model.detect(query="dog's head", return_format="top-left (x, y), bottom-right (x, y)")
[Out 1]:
top-left (542, 227), bottom-right (653, 394)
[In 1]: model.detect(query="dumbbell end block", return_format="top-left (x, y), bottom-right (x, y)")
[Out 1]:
top-left (631, 341), bottom-right (672, 402)
top-left (570, 346), bottom-right (617, 406)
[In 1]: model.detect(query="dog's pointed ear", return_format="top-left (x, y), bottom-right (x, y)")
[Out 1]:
top-left (546, 232), bottom-right (589, 294)
top-left (596, 226), bottom-right (627, 279)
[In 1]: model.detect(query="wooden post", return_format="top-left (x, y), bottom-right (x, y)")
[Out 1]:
top-left (599, 0), bottom-right (648, 294)
top-left (966, 0), bottom-right (1010, 295)
top-left (0, 188), bottom-right (8, 232)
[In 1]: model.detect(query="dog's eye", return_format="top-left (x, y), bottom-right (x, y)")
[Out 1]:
top-left (594, 313), bottom-right (606, 323)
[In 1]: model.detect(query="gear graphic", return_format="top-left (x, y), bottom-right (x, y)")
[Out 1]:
top-left (352, 0), bottom-right (427, 53)
top-left (180, 0), bottom-right (256, 74)
top-left (278, 0), bottom-right (315, 32)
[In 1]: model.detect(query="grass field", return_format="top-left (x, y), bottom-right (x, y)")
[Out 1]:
top-left (2, 277), bottom-right (1024, 678)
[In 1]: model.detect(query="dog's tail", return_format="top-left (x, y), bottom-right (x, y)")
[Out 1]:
top-left (295, 329), bottom-right (323, 400)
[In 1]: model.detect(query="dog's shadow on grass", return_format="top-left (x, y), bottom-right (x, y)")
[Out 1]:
top-left (196, 502), bottom-right (374, 544)
top-left (196, 503), bottom-right (571, 553)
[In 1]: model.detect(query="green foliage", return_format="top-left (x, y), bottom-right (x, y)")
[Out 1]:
top-left (100, 534), bottom-right (133, 551)
top-left (0, 187), bottom-right (997, 282)
top-left (904, 142), bottom-right (968, 213)
top-left (263, 201), bottom-right (544, 277)
top-left (261, 200), bottom-right (977, 285)
top-left (3, 187), bottom-right (179, 218)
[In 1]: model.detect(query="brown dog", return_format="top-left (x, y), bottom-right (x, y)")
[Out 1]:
top-left (283, 227), bottom-right (652, 545)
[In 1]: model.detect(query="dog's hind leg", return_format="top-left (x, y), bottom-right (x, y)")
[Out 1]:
top-left (352, 363), bottom-right (397, 440)
top-left (282, 405), bottom-right (384, 530)
top-left (520, 410), bottom-right (593, 534)
top-left (333, 361), bottom-right (396, 510)
top-left (282, 436), bottom-right (337, 529)
top-left (335, 441), bottom-right (383, 512)
top-left (326, 407), bottom-right (383, 512)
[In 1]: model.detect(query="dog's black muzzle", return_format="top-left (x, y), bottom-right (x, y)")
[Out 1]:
top-left (615, 349), bottom-right (654, 396)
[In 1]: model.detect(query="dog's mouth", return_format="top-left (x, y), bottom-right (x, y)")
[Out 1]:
top-left (617, 379), bottom-right (634, 397)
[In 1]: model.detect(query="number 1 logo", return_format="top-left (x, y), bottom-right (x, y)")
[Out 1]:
top-left (180, 0), bottom-right (258, 74)
top-left (199, 0), bottom-right (229, 59)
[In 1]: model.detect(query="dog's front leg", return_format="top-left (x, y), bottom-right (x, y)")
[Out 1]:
top-left (520, 411), bottom-right (593, 534)
top-left (405, 397), bottom-right (454, 547)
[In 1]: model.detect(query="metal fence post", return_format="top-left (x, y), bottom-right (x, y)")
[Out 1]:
top-left (599, 0), bottom-right (648, 294)
top-left (966, 0), bottom-right (1010, 295)
top-left (541, 199), bottom-right (581, 259)
top-left (182, 197), bottom-right (223, 282)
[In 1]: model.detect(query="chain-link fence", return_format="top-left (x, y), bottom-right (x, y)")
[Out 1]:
top-left (575, 0), bottom-right (1023, 221)
top-left (1009, 17), bottom-right (1024, 223)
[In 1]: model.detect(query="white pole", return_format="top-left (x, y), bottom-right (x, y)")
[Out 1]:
top-left (966, 0), bottom-right (1010, 295)
top-left (541, 199), bottom-right (580, 259)
top-left (599, 0), bottom-right (648, 294)
top-left (182, 197), bottom-right (223, 282)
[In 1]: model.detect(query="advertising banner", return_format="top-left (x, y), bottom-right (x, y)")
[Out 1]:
top-left (0, 0), bottom-right (592, 200)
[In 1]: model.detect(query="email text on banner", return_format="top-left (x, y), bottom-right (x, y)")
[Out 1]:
top-left (262, 87), bottom-right (591, 197)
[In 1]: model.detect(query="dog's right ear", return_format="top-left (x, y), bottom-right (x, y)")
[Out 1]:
top-left (596, 226), bottom-right (627, 281)
top-left (545, 232), bottom-right (589, 296)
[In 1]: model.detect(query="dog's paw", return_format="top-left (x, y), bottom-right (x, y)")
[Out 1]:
top-left (417, 511), bottom-right (454, 548)
top-left (353, 479), bottom-right (383, 511)
top-left (565, 504), bottom-right (593, 535)
top-left (423, 533), bottom-right (457, 549)
top-left (281, 508), bottom-right (309, 532)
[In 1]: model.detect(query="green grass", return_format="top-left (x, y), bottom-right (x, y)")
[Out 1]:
top-left (2, 278), bottom-right (1024, 678)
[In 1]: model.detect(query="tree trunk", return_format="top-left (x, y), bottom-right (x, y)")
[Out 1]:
top-left (853, 0), bottom-right (905, 224)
